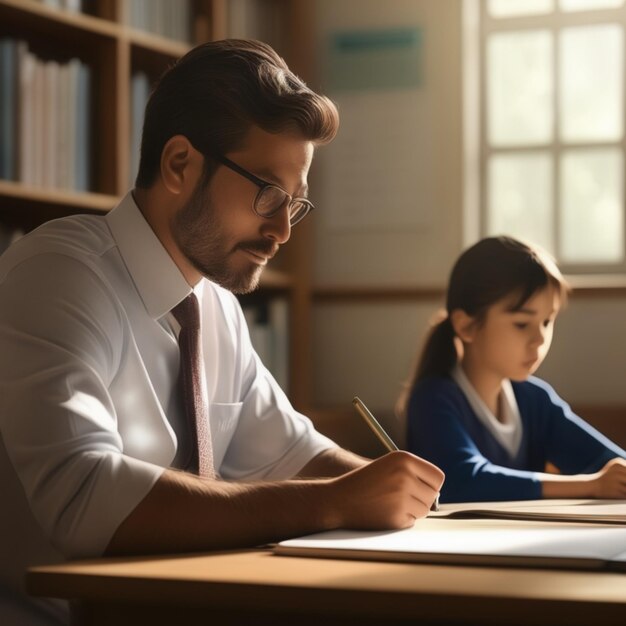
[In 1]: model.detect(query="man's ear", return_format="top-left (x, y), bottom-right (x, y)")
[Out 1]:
top-left (160, 135), bottom-right (203, 195)
top-left (450, 309), bottom-right (478, 344)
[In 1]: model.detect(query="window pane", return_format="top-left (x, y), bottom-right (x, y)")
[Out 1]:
top-left (560, 25), bottom-right (623, 142)
top-left (488, 153), bottom-right (554, 254)
top-left (560, 149), bottom-right (624, 263)
top-left (560, 0), bottom-right (624, 11)
top-left (487, 31), bottom-right (553, 146)
top-left (488, 0), bottom-right (554, 17)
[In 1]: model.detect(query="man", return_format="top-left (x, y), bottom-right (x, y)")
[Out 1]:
top-left (0, 40), bottom-right (444, 625)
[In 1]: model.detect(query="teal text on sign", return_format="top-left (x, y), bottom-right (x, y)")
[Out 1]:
top-left (327, 28), bottom-right (423, 92)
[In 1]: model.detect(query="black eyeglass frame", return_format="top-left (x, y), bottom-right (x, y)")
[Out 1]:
top-left (214, 154), bottom-right (315, 227)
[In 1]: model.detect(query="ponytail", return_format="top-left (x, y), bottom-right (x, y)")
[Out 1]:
top-left (396, 313), bottom-right (457, 418)
top-left (416, 315), bottom-right (457, 381)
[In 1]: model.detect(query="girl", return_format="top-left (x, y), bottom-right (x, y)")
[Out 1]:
top-left (401, 236), bottom-right (626, 503)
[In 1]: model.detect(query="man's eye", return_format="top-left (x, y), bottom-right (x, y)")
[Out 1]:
top-left (514, 322), bottom-right (528, 330)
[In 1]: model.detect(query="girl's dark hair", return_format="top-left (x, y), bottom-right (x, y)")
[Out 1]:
top-left (397, 236), bottom-right (570, 416)
top-left (136, 39), bottom-right (339, 188)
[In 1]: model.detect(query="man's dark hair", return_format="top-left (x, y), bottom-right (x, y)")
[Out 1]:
top-left (135, 39), bottom-right (339, 188)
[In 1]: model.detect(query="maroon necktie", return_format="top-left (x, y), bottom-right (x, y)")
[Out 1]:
top-left (172, 293), bottom-right (214, 478)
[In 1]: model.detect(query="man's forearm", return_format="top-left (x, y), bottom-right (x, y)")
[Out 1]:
top-left (105, 450), bottom-right (444, 557)
top-left (105, 469), bottom-right (336, 556)
top-left (106, 448), bottom-right (366, 556)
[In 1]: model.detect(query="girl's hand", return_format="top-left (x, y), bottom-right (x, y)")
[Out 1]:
top-left (591, 458), bottom-right (626, 498)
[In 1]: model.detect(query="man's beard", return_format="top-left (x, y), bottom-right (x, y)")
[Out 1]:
top-left (172, 180), bottom-right (270, 294)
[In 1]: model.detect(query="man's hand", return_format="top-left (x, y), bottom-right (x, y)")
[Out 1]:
top-left (326, 451), bottom-right (444, 530)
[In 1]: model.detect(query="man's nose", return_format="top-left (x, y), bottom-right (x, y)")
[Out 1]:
top-left (262, 204), bottom-right (292, 244)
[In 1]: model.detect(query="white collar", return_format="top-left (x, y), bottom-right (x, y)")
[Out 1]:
top-left (451, 364), bottom-right (523, 457)
top-left (105, 191), bottom-right (191, 320)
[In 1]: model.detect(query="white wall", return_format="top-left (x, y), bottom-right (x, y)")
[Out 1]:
top-left (311, 0), bottom-right (463, 288)
top-left (311, 299), bottom-right (440, 443)
top-left (309, 0), bottom-right (626, 415)
top-left (537, 297), bottom-right (626, 406)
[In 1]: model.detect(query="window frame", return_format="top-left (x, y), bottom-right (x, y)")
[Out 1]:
top-left (475, 0), bottom-right (626, 275)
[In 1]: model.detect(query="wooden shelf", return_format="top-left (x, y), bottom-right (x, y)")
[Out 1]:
top-left (311, 281), bottom-right (626, 303)
top-left (125, 27), bottom-right (191, 58)
top-left (0, 0), bottom-right (119, 39)
top-left (566, 274), bottom-right (626, 296)
top-left (0, 180), bottom-right (118, 230)
top-left (0, 180), bottom-right (118, 213)
top-left (313, 286), bottom-right (445, 303)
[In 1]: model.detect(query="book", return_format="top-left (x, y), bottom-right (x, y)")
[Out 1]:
top-left (42, 59), bottom-right (59, 188)
top-left (268, 297), bottom-right (289, 390)
top-left (431, 498), bottom-right (626, 525)
top-left (74, 60), bottom-right (91, 191)
top-left (67, 58), bottom-right (80, 190)
top-left (241, 296), bottom-right (290, 390)
top-left (0, 39), bottom-right (17, 181)
top-left (275, 515), bottom-right (626, 572)
top-left (56, 62), bottom-right (70, 189)
top-left (242, 303), bottom-right (272, 370)
top-left (64, 0), bottom-right (82, 13)
top-left (130, 71), bottom-right (150, 186)
top-left (32, 58), bottom-right (45, 186)
top-left (227, 0), bottom-right (284, 52)
top-left (126, 0), bottom-right (192, 43)
top-left (18, 43), bottom-right (36, 185)
top-left (11, 41), bottom-right (91, 192)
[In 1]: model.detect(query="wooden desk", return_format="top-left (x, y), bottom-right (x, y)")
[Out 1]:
top-left (27, 547), bottom-right (626, 626)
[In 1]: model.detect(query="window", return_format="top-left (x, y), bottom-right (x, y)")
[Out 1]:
top-left (473, 0), bottom-right (626, 273)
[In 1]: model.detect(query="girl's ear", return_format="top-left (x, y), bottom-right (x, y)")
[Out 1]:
top-left (450, 309), bottom-right (478, 344)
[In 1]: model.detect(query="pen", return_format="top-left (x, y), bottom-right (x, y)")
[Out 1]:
top-left (352, 395), bottom-right (440, 512)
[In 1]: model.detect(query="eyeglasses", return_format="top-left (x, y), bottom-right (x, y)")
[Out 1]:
top-left (214, 154), bottom-right (315, 227)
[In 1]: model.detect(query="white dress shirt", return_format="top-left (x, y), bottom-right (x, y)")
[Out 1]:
top-left (451, 365), bottom-right (523, 458)
top-left (0, 192), bottom-right (336, 624)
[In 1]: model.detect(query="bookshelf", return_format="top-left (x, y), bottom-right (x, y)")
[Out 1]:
top-left (0, 0), bottom-right (316, 401)
top-left (0, 0), bottom-right (220, 208)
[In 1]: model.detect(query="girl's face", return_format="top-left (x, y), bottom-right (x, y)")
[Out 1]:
top-left (462, 284), bottom-right (561, 382)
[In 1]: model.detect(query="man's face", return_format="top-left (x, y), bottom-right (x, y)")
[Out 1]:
top-left (172, 127), bottom-right (314, 294)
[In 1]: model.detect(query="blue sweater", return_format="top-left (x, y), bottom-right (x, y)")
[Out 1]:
top-left (406, 376), bottom-right (626, 503)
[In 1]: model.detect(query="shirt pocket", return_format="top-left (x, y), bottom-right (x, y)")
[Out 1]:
top-left (210, 402), bottom-right (243, 472)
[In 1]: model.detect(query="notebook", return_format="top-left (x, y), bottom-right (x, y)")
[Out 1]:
top-left (275, 516), bottom-right (626, 572)
top-left (431, 498), bottom-right (626, 525)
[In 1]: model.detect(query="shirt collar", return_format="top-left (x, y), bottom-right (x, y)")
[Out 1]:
top-left (452, 364), bottom-right (523, 457)
top-left (106, 191), bottom-right (191, 320)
